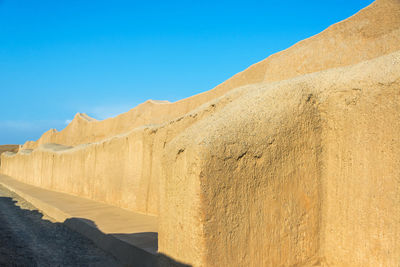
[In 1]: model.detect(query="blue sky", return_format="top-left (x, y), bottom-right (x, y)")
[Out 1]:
top-left (0, 0), bottom-right (374, 145)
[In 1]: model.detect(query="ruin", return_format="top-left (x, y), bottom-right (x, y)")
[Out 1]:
top-left (1, 0), bottom-right (400, 265)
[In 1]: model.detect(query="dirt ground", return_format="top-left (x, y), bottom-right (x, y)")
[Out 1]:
top-left (0, 184), bottom-right (121, 267)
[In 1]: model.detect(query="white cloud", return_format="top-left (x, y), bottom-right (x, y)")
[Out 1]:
top-left (65, 119), bottom-right (72, 125)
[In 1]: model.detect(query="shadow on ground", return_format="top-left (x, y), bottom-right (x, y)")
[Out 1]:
top-left (0, 193), bottom-right (191, 267)
top-left (0, 196), bottom-right (119, 266)
top-left (65, 217), bottom-right (191, 267)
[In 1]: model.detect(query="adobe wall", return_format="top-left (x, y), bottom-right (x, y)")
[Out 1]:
top-left (0, 145), bottom-right (19, 164)
top-left (159, 51), bottom-right (400, 266)
top-left (2, 130), bottom-right (160, 215)
top-left (1, 87), bottom-right (248, 215)
top-left (22, 0), bottom-right (400, 151)
top-left (320, 73), bottom-right (400, 266)
top-left (0, 1), bottom-right (399, 266)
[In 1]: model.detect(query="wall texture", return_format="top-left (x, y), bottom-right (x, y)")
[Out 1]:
top-left (1, 1), bottom-right (400, 266)
top-left (0, 145), bottom-right (19, 164)
top-left (22, 0), bottom-right (400, 150)
top-left (160, 51), bottom-right (400, 266)
top-left (1, 88), bottom-right (247, 215)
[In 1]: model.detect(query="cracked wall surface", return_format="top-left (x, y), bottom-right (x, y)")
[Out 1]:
top-left (1, 1), bottom-right (400, 266)
top-left (160, 51), bottom-right (400, 266)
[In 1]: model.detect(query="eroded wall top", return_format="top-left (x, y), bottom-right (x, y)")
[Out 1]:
top-left (23, 0), bottom-right (400, 149)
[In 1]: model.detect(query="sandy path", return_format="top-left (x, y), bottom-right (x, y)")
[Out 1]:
top-left (0, 185), bottom-right (121, 267)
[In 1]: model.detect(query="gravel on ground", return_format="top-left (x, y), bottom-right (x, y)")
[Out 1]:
top-left (0, 184), bottom-right (121, 267)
